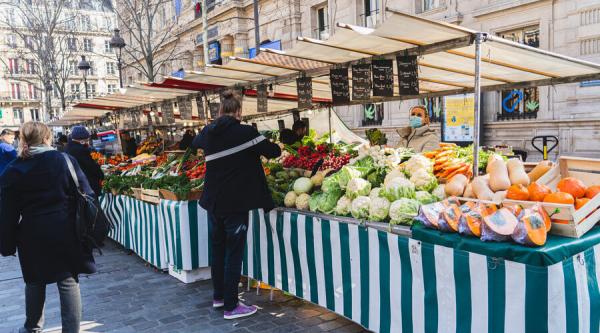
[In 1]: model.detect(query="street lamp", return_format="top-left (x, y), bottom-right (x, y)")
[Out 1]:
top-left (109, 28), bottom-right (126, 88)
top-left (77, 55), bottom-right (91, 99)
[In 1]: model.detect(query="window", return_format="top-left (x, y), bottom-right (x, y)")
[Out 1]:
top-left (194, 0), bottom-right (202, 19)
top-left (497, 26), bottom-right (540, 120)
top-left (30, 108), bottom-right (40, 121)
top-left (314, 5), bottom-right (329, 40)
top-left (106, 62), bottom-right (116, 75)
top-left (8, 58), bottom-right (19, 74)
top-left (69, 60), bottom-right (78, 75)
top-left (362, 103), bottom-right (384, 126)
top-left (11, 83), bottom-right (22, 99)
top-left (24, 36), bottom-right (34, 48)
top-left (70, 83), bottom-right (80, 98)
top-left (107, 84), bottom-right (117, 94)
top-left (6, 34), bottom-right (17, 48)
top-left (422, 0), bottom-right (442, 12)
top-left (67, 38), bottom-right (77, 51)
top-left (13, 108), bottom-right (23, 123)
top-left (87, 83), bottom-right (96, 97)
top-left (28, 84), bottom-right (38, 99)
top-left (174, 0), bottom-right (182, 18)
top-left (88, 61), bottom-right (95, 75)
top-left (25, 59), bottom-right (36, 74)
top-left (6, 9), bottom-right (16, 26)
top-left (361, 0), bottom-right (379, 27)
top-left (80, 15), bottom-right (91, 31)
top-left (83, 38), bottom-right (93, 52)
top-left (104, 40), bottom-right (113, 53)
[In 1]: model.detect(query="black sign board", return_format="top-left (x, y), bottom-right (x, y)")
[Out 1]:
top-left (162, 101), bottom-right (175, 125)
top-left (352, 64), bottom-right (372, 100)
top-left (397, 55), bottom-right (419, 95)
top-left (329, 67), bottom-right (350, 105)
top-left (178, 96), bottom-right (193, 120)
top-left (292, 110), bottom-right (300, 122)
top-left (209, 103), bottom-right (220, 119)
top-left (372, 59), bottom-right (394, 97)
top-left (256, 84), bottom-right (268, 113)
top-left (194, 94), bottom-right (206, 120)
top-left (277, 119), bottom-right (285, 130)
top-left (296, 77), bottom-right (313, 109)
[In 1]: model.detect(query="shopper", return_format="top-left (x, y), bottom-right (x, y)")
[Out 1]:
top-left (0, 129), bottom-right (17, 175)
top-left (179, 129), bottom-right (194, 150)
top-left (279, 120), bottom-right (307, 145)
top-left (65, 126), bottom-right (104, 197)
top-left (0, 121), bottom-right (96, 333)
top-left (192, 90), bottom-right (281, 320)
top-left (121, 132), bottom-right (137, 157)
top-left (397, 105), bottom-right (440, 152)
top-left (56, 134), bottom-right (69, 152)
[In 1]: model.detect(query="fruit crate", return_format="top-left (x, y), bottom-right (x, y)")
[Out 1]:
top-left (141, 188), bottom-right (160, 204)
top-left (131, 187), bottom-right (142, 200)
top-left (504, 156), bottom-right (600, 238)
top-left (159, 189), bottom-right (203, 201)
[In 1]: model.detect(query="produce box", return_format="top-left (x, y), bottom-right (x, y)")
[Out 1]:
top-left (504, 156), bottom-right (600, 238)
top-left (141, 188), bottom-right (160, 204)
top-left (131, 187), bottom-right (142, 200)
top-left (159, 189), bottom-right (203, 201)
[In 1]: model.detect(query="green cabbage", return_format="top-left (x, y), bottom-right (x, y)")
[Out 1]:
top-left (309, 192), bottom-right (322, 212)
top-left (389, 198), bottom-right (421, 225)
top-left (318, 189), bottom-right (343, 214)
top-left (322, 174), bottom-right (342, 193)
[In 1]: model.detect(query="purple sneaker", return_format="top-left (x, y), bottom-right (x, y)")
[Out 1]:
top-left (213, 299), bottom-right (224, 308)
top-left (223, 302), bottom-right (257, 320)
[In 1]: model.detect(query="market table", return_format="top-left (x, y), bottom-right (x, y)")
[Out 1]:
top-left (243, 208), bottom-right (600, 333)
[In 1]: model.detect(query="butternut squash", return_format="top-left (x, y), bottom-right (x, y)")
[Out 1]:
top-left (463, 182), bottom-right (474, 198)
top-left (507, 159), bottom-right (530, 186)
top-left (472, 176), bottom-right (494, 201)
top-left (528, 161), bottom-right (553, 182)
top-left (487, 156), bottom-right (511, 192)
top-left (445, 174), bottom-right (468, 197)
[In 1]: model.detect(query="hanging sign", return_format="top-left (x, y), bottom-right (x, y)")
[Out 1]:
top-left (443, 94), bottom-right (475, 142)
top-left (178, 96), bottom-right (193, 120)
top-left (161, 100), bottom-right (175, 125)
top-left (352, 63), bottom-right (372, 100)
top-left (372, 59), bottom-right (394, 97)
top-left (329, 67), bottom-right (350, 105)
top-left (209, 103), bottom-right (220, 119)
top-left (195, 94), bottom-right (205, 120)
top-left (257, 84), bottom-right (268, 113)
top-left (131, 109), bottom-right (140, 128)
top-left (296, 76), bottom-right (312, 109)
top-left (397, 55), bottom-right (419, 95)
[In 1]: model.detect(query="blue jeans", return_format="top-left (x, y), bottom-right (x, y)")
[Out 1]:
top-left (22, 277), bottom-right (81, 333)
top-left (209, 212), bottom-right (249, 311)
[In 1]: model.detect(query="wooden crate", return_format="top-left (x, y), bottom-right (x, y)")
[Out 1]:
top-left (159, 189), bottom-right (203, 201)
top-left (504, 156), bottom-right (600, 238)
top-left (141, 188), bottom-right (160, 204)
top-left (131, 187), bottom-right (142, 200)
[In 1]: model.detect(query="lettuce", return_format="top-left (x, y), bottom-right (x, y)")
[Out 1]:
top-left (318, 189), bottom-right (343, 214)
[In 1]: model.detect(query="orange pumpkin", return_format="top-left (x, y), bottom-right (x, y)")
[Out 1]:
top-left (506, 184), bottom-right (530, 201)
top-left (528, 182), bottom-right (552, 202)
top-left (543, 192), bottom-right (575, 205)
top-left (585, 185), bottom-right (600, 199)
top-left (575, 198), bottom-right (591, 210)
top-left (557, 177), bottom-right (587, 199)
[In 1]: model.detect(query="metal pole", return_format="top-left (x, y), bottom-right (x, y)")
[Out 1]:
top-left (328, 107), bottom-right (332, 144)
top-left (202, 0), bottom-right (209, 67)
top-left (253, 0), bottom-right (260, 56)
top-left (118, 57), bottom-right (123, 88)
top-left (84, 75), bottom-right (88, 99)
top-left (472, 32), bottom-right (485, 177)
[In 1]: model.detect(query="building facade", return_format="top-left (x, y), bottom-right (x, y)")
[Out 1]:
top-left (0, 1), bottom-right (119, 130)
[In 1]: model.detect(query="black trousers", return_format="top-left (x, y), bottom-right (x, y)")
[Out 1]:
top-left (209, 212), bottom-right (249, 311)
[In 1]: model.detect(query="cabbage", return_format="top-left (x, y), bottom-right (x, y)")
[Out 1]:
top-left (389, 198), bottom-right (421, 225)
top-left (369, 187), bottom-right (382, 200)
top-left (405, 154), bottom-right (433, 176)
top-left (351, 196), bottom-right (371, 219)
top-left (322, 174), bottom-right (341, 193)
top-left (337, 166), bottom-right (363, 189)
top-left (383, 168), bottom-right (406, 187)
top-left (335, 196), bottom-right (352, 216)
top-left (309, 192), bottom-right (322, 212)
top-left (410, 169), bottom-right (438, 192)
top-left (415, 191), bottom-right (436, 204)
top-left (318, 189), bottom-right (343, 214)
top-left (346, 178), bottom-right (372, 199)
top-left (295, 193), bottom-right (311, 210)
top-left (432, 184), bottom-right (446, 200)
top-left (284, 191), bottom-right (297, 208)
top-left (293, 177), bottom-right (314, 194)
top-left (382, 177), bottom-right (415, 201)
top-left (369, 197), bottom-right (391, 222)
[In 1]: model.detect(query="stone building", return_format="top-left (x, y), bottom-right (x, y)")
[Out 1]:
top-left (0, 1), bottom-right (119, 130)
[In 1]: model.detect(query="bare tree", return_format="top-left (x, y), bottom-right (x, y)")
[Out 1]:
top-left (113, 0), bottom-right (188, 83)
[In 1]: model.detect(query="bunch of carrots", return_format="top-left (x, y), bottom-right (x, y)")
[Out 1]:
top-left (423, 143), bottom-right (473, 182)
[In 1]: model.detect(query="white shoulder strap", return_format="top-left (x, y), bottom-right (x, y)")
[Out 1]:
top-left (205, 135), bottom-right (266, 162)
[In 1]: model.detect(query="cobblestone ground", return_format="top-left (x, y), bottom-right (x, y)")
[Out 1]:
top-left (0, 241), bottom-right (369, 333)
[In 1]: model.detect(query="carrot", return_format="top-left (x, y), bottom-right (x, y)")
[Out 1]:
top-left (423, 151), bottom-right (437, 159)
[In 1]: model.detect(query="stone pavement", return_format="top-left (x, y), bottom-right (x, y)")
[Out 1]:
top-left (0, 241), bottom-right (370, 333)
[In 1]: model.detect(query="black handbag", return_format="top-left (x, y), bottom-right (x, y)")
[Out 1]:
top-left (63, 154), bottom-right (111, 253)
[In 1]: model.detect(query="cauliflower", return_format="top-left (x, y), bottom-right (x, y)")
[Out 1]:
top-left (295, 193), bottom-right (311, 210)
top-left (405, 154), bottom-right (433, 176)
top-left (389, 198), bottom-right (421, 225)
top-left (346, 178), bottom-right (372, 199)
top-left (335, 195), bottom-right (353, 216)
top-left (369, 197), bottom-right (391, 222)
top-left (383, 168), bottom-right (406, 187)
top-left (284, 192), bottom-right (297, 208)
top-left (432, 184), bottom-right (446, 200)
top-left (382, 177), bottom-right (415, 201)
top-left (415, 191), bottom-right (436, 204)
top-left (369, 187), bottom-right (382, 200)
top-left (410, 169), bottom-right (438, 192)
top-left (351, 196), bottom-right (371, 219)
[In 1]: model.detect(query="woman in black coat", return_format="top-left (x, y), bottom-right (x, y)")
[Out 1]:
top-left (65, 126), bottom-right (104, 197)
top-left (0, 122), bottom-right (95, 333)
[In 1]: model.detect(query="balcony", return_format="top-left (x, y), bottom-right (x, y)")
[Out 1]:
top-left (359, 9), bottom-right (380, 28)
top-left (0, 93), bottom-right (42, 103)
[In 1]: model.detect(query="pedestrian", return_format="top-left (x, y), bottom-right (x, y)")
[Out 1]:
top-left (65, 126), bottom-right (104, 197)
top-left (192, 90), bottom-right (281, 320)
top-left (396, 105), bottom-right (440, 152)
top-left (279, 120), bottom-right (307, 145)
top-left (0, 129), bottom-right (17, 175)
top-left (178, 129), bottom-right (194, 150)
top-left (56, 134), bottom-right (69, 152)
top-left (0, 121), bottom-right (96, 333)
top-left (121, 132), bottom-right (137, 157)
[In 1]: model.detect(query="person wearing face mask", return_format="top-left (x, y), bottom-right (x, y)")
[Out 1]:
top-left (397, 105), bottom-right (440, 152)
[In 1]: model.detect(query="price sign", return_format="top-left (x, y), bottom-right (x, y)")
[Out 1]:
top-left (329, 67), bottom-right (350, 105)
top-left (162, 100), bottom-right (175, 124)
top-left (209, 103), bottom-right (220, 119)
top-left (296, 76), bottom-right (313, 109)
top-left (194, 94), bottom-right (206, 120)
top-left (372, 59), bottom-right (394, 97)
top-left (257, 84), bottom-right (268, 113)
top-left (397, 55), bottom-right (419, 96)
top-left (178, 96), bottom-right (193, 120)
top-left (352, 63), bottom-right (372, 100)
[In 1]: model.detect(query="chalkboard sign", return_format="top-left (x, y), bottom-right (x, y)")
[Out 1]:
top-left (146, 111), bottom-right (153, 125)
top-left (257, 84), bottom-right (268, 113)
top-left (195, 94), bottom-right (206, 120)
top-left (372, 59), bottom-right (394, 97)
top-left (178, 96), bottom-right (193, 120)
top-left (296, 77), bottom-right (313, 109)
top-left (278, 119), bottom-right (285, 130)
top-left (161, 100), bottom-right (175, 125)
top-left (209, 103), bottom-right (220, 119)
top-left (397, 55), bottom-right (419, 95)
top-left (329, 67), bottom-right (350, 105)
top-left (352, 64), bottom-right (372, 100)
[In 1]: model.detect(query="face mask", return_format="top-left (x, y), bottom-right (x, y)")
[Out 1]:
top-left (409, 116), bottom-right (423, 128)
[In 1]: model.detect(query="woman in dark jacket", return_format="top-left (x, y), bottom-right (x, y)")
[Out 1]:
top-left (0, 122), bottom-right (95, 333)
top-left (192, 90), bottom-right (281, 320)
top-left (65, 126), bottom-right (104, 197)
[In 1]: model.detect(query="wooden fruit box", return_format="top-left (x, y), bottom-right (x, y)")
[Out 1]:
top-left (131, 187), bottom-right (142, 200)
top-left (141, 188), bottom-right (160, 204)
top-left (503, 156), bottom-right (600, 238)
top-left (159, 189), bottom-right (203, 201)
